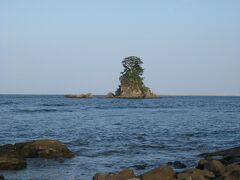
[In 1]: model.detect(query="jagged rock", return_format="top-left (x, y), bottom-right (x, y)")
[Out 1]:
top-left (140, 165), bottom-right (174, 180)
top-left (93, 169), bottom-right (135, 180)
top-left (116, 85), bottom-right (159, 99)
top-left (15, 139), bottom-right (74, 159)
top-left (64, 93), bottom-right (93, 98)
top-left (111, 56), bottom-right (159, 99)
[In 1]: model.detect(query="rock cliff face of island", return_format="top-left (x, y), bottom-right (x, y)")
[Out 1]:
top-left (107, 56), bottom-right (159, 99)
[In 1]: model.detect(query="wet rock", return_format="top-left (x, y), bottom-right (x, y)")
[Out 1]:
top-left (0, 175), bottom-right (4, 180)
top-left (64, 93), bottom-right (93, 98)
top-left (133, 163), bottom-right (147, 170)
top-left (0, 151), bottom-right (27, 170)
top-left (93, 169), bottom-right (135, 180)
top-left (197, 159), bottom-right (209, 170)
top-left (181, 168), bottom-right (215, 179)
top-left (200, 147), bottom-right (240, 165)
top-left (204, 160), bottom-right (225, 176)
top-left (140, 165), bottom-right (173, 180)
top-left (173, 161), bottom-right (187, 169)
top-left (201, 147), bottom-right (240, 157)
top-left (224, 170), bottom-right (240, 180)
top-left (15, 139), bottom-right (74, 159)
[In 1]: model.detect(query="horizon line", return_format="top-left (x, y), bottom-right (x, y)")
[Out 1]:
top-left (0, 93), bottom-right (239, 97)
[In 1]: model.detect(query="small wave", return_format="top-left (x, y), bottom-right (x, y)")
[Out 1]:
top-left (0, 101), bottom-right (17, 105)
top-left (42, 103), bottom-right (67, 107)
top-left (87, 150), bottom-right (124, 157)
top-left (14, 109), bottom-right (58, 113)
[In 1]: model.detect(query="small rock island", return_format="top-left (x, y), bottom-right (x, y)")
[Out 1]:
top-left (107, 56), bottom-right (159, 99)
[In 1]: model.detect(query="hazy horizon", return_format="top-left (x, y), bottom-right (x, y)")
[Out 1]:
top-left (1, 0), bottom-right (240, 95)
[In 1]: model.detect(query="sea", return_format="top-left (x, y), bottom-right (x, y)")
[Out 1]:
top-left (0, 95), bottom-right (239, 180)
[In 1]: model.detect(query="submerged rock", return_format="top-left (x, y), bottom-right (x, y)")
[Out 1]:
top-left (93, 169), bottom-right (135, 180)
top-left (64, 93), bottom-right (93, 98)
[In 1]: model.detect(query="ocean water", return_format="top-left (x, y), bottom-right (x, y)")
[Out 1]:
top-left (0, 95), bottom-right (240, 180)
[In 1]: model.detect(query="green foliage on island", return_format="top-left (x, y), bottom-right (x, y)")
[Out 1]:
top-left (115, 56), bottom-right (150, 96)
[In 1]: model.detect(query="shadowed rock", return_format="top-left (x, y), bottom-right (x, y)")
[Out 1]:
top-left (0, 175), bottom-right (4, 180)
top-left (0, 150), bottom-right (27, 170)
top-left (200, 146), bottom-right (240, 165)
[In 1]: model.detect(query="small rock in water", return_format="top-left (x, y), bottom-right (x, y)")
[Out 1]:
top-left (134, 163), bottom-right (148, 170)
top-left (167, 161), bottom-right (187, 169)
top-left (173, 161), bottom-right (187, 169)
top-left (0, 139), bottom-right (74, 170)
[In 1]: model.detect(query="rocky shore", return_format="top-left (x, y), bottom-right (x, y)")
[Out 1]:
top-left (1, 141), bottom-right (240, 179)
top-left (93, 146), bottom-right (240, 180)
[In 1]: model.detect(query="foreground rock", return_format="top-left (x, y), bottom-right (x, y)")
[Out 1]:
top-left (93, 146), bottom-right (240, 180)
top-left (64, 93), bottom-right (93, 98)
top-left (15, 139), bottom-right (74, 159)
top-left (93, 169), bottom-right (136, 180)
top-left (140, 165), bottom-right (173, 180)
top-left (0, 149), bottom-right (26, 170)
top-left (0, 139), bottom-right (73, 170)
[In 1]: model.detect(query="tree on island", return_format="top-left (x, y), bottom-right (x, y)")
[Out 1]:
top-left (108, 56), bottom-right (159, 98)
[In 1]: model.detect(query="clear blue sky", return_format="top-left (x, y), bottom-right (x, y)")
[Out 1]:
top-left (1, 0), bottom-right (240, 95)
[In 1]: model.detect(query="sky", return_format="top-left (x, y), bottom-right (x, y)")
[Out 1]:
top-left (0, 0), bottom-right (240, 95)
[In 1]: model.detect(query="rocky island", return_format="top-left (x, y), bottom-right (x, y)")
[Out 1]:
top-left (107, 56), bottom-right (159, 99)
top-left (64, 93), bottom-right (93, 98)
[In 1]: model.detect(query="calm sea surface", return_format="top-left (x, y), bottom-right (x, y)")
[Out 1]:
top-left (0, 95), bottom-right (240, 180)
